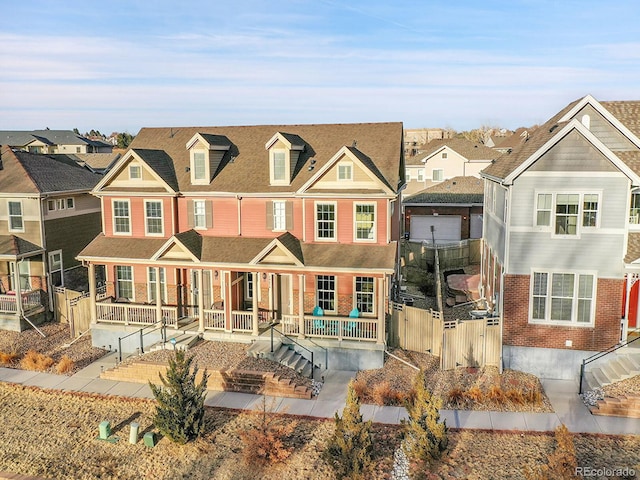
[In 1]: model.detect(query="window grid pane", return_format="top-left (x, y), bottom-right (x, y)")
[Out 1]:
top-left (536, 194), bottom-right (552, 226)
top-left (555, 194), bottom-right (579, 235)
top-left (113, 201), bottom-right (130, 233)
top-left (355, 276), bottom-right (374, 313)
top-left (8, 201), bottom-right (23, 230)
top-left (194, 201), bottom-right (206, 228)
top-left (355, 204), bottom-right (375, 240)
top-left (532, 272), bottom-right (547, 320)
top-left (146, 202), bottom-right (162, 234)
top-left (116, 266), bottom-right (133, 300)
top-left (550, 273), bottom-right (574, 321)
top-left (630, 193), bottom-right (640, 224)
top-left (273, 201), bottom-right (286, 230)
top-left (316, 275), bottom-right (335, 311)
top-left (316, 204), bottom-right (335, 239)
top-left (273, 152), bottom-right (286, 181)
top-left (582, 194), bottom-right (598, 227)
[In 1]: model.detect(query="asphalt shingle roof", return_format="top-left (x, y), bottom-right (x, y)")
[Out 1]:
top-left (403, 176), bottom-right (484, 204)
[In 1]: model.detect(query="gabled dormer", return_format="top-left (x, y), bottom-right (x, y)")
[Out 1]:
top-left (186, 133), bottom-right (232, 185)
top-left (265, 132), bottom-right (306, 186)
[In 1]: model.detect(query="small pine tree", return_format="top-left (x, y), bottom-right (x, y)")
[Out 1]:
top-left (401, 369), bottom-right (448, 475)
top-left (325, 380), bottom-right (374, 479)
top-left (149, 350), bottom-right (209, 444)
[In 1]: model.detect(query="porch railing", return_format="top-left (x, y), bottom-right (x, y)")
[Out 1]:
top-left (281, 314), bottom-right (378, 342)
top-left (0, 290), bottom-right (45, 314)
top-left (203, 309), bottom-right (225, 330)
top-left (96, 302), bottom-right (178, 328)
top-left (232, 311), bottom-right (253, 332)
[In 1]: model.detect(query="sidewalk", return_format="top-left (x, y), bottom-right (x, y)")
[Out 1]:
top-left (1, 353), bottom-right (639, 435)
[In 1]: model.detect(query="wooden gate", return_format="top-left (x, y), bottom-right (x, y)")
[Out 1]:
top-left (54, 287), bottom-right (92, 337)
top-left (441, 317), bottom-right (501, 370)
top-left (391, 304), bottom-right (443, 356)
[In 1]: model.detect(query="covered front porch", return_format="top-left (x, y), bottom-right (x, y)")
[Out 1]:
top-left (0, 235), bottom-right (49, 331)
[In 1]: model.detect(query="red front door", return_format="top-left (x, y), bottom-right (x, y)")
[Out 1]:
top-left (626, 279), bottom-right (639, 329)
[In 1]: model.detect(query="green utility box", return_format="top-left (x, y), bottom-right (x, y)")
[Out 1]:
top-left (99, 421), bottom-right (111, 440)
top-left (143, 431), bottom-right (157, 448)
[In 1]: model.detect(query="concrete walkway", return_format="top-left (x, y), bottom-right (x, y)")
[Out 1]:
top-left (1, 352), bottom-right (639, 435)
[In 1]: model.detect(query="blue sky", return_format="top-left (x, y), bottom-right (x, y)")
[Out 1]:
top-left (1, 0), bottom-right (639, 134)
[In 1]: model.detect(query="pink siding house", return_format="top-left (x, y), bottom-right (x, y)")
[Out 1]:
top-left (78, 123), bottom-right (404, 369)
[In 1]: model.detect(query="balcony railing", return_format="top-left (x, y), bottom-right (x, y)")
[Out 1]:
top-left (0, 290), bottom-right (45, 314)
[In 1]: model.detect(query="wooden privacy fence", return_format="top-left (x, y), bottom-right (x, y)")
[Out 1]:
top-left (390, 303), bottom-right (501, 370)
top-left (54, 287), bottom-right (93, 337)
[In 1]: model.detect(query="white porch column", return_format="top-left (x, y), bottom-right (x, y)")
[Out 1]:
top-left (377, 276), bottom-right (385, 345)
top-left (298, 274), bottom-right (305, 338)
top-left (88, 263), bottom-right (97, 325)
top-left (223, 270), bottom-right (233, 332)
top-left (197, 269), bottom-right (205, 333)
top-left (155, 267), bottom-right (162, 326)
top-left (252, 272), bottom-right (259, 336)
top-left (13, 261), bottom-right (22, 318)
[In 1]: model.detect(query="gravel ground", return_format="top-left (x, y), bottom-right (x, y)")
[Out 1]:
top-left (136, 341), bottom-right (315, 390)
top-left (0, 322), bottom-right (107, 375)
top-left (603, 374), bottom-right (640, 398)
top-left (356, 349), bottom-right (554, 412)
top-left (0, 383), bottom-right (638, 480)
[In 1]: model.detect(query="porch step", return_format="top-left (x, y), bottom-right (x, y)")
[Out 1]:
top-left (149, 333), bottom-right (202, 353)
top-left (247, 339), bottom-right (282, 359)
top-left (247, 339), bottom-right (317, 379)
top-left (584, 352), bottom-right (640, 391)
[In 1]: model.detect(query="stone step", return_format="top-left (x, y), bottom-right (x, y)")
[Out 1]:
top-left (584, 371), bottom-right (599, 392)
top-left (149, 334), bottom-right (201, 353)
top-left (591, 395), bottom-right (640, 418)
top-left (590, 367), bottom-right (612, 387)
top-left (247, 339), bottom-right (281, 359)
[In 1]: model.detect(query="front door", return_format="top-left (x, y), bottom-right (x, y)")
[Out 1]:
top-left (277, 274), bottom-right (292, 319)
top-left (190, 270), bottom-right (199, 316)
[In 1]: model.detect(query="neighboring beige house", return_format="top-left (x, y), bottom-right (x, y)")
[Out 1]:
top-left (404, 138), bottom-right (499, 196)
top-left (0, 146), bottom-right (102, 331)
top-left (403, 128), bottom-right (452, 157)
top-left (0, 130), bottom-right (113, 155)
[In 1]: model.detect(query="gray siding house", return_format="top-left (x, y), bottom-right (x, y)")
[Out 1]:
top-left (480, 95), bottom-right (640, 379)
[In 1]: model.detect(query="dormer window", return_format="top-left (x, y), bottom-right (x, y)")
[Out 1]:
top-left (129, 164), bottom-right (141, 180)
top-left (265, 132), bottom-right (305, 186)
top-left (337, 162), bottom-right (353, 181)
top-left (186, 133), bottom-right (232, 185)
top-left (192, 151), bottom-right (207, 182)
top-left (271, 150), bottom-right (287, 183)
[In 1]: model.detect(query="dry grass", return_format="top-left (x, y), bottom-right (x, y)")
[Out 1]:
top-left (0, 350), bottom-right (19, 365)
top-left (0, 384), bottom-right (637, 480)
top-left (20, 350), bottom-right (54, 371)
top-left (56, 355), bottom-right (75, 374)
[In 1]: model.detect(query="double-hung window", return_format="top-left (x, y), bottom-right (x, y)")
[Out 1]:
top-left (535, 194), bottom-right (552, 227)
top-left (116, 266), bottom-right (134, 301)
top-left (147, 267), bottom-right (166, 303)
top-left (8, 201), bottom-right (23, 231)
top-left (417, 170), bottom-right (424, 182)
top-left (316, 202), bottom-right (336, 240)
top-left (193, 152), bottom-right (206, 182)
top-left (271, 151), bottom-right (286, 183)
top-left (355, 203), bottom-right (375, 241)
top-left (194, 200), bottom-right (206, 228)
top-left (317, 275), bottom-right (335, 312)
top-left (273, 200), bottom-right (286, 231)
top-left (432, 169), bottom-right (444, 182)
top-left (555, 194), bottom-right (579, 235)
top-left (245, 273), bottom-right (254, 300)
top-left (355, 276), bottom-right (374, 314)
top-left (113, 200), bottom-right (130, 234)
top-left (145, 200), bottom-right (163, 235)
top-left (530, 271), bottom-right (595, 325)
top-left (49, 251), bottom-right (63, 287)
top-left (129, 165), bottom-right (141, 180)
top-left (338, 162), bottom-right (352, 181)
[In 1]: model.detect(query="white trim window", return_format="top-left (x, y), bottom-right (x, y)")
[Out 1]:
top-left (116, 265), bottom-right (134, 301)
top-left (432, 169), bottom-right (444, 182)
top-left (535, 192), bottom-right (600, 235)
top-left (406, 169), bottom-right (412, 182)
top-left (193, 200), bottom-right (206, 229)
top-left (191, 151), bottom-right (207, 183)
top-left (355, 276), bottom-right (375, 315)
top-left (47, 200), bottom-right (55, 212)
top-left (129, 164), bottom-right (142, 180)
top-left (7, 201), bottom-right (24, 231)
top-left (441, 152), bottom-right (448, 159)
top-left (337, 162), bottom-right (353, 181)
top-left (417, 170), bottom-right (424, 182)
top-left (147, 267), bottom-right (166, 303)
top-left (354, 203), bottom-right (375, 241)
top-left (66, 198), bottom-right (75, 209)
top-left (56, 198), bottom-right (66, 210)
top-left (113, 200), bottom-right (131, 234)
top-left (273, 200), bottom-right (286, 231)
top-left (48, 250), bottom-right (63, 287)
top-left (144, 200), bottom-right (163, 236)
top-left (315, 202), bottom-right (336, 240)
top-left (530, 271), bottom-right (595, 325)
top-left (316, 275), bottom-right (335, 312)
top-left (270, 150), bottom-right (287, 184)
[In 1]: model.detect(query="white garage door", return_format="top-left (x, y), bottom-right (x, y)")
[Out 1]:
top-left (410, 215), bottom-right (461, 242)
